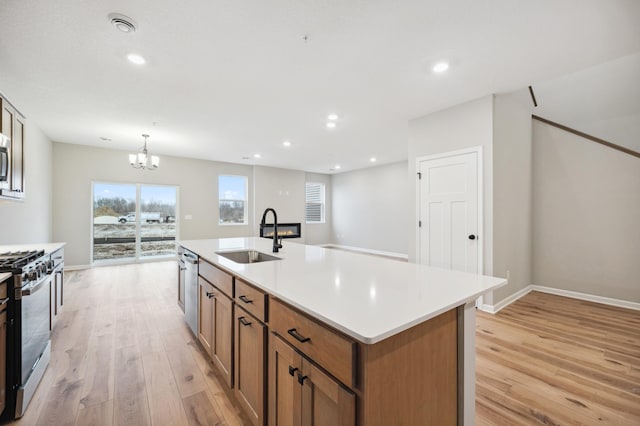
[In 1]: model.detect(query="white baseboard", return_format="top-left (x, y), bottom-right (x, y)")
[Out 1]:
top-left (531, 285), bottom-right (640, 311)
top-left (319, 244), bottom-right (408, 261)
top-left (64, 264), bottom-right (91, 271)
top-left (479, 284), bottom-right (529, 314)
top-left (479, 284), bottom-right (640, 313)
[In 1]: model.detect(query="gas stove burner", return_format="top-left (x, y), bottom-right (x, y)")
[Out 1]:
top-left (0, 250), bottom-right (46, 271)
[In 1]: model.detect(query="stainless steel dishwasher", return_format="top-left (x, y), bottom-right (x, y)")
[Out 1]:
top-left (182, 249), bottom-right (199, 337)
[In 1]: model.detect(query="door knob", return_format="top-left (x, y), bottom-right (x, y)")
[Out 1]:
top-left (468, 234), bottom-right (476, 240)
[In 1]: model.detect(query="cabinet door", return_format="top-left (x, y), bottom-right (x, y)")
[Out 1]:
top-left (178, 262), bottom-right (185, 311)
top-left (0, 309), bottom-right (6, 415)
top-left (212, 290), bottom-right (233, 388)
top-left (198, 279), bottom-right (214, 355)
top-left (0, 101), bottom-right (13, 192)
top-left (301, 358), bottom-right (355, 426)
top-left (235, 307), bottom-right (266, 426)
top-left (50, 277), bottom-right (56, 330)
top-left (11, 114), bottom-right (24, 194)
top-left (269, 334), bottom-right (302, 426)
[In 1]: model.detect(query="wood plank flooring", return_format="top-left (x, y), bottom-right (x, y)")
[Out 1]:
top-left (7, 261), bottom-right (638, 425)
top-left (9, 261), bottom-right (251, 426)
top-left (476, 291), bottom-right (640, 425)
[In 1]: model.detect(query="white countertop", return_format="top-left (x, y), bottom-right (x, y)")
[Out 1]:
top-left (180, 238), bottom-right (506, 344)
top-left (0, 242), bottom-right (66, 256)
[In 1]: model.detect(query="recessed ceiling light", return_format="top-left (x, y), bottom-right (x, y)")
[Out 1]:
top-left (326, 122), bottom-right (336, 129)
top-left (99, 136), bottom-right (112, 141)
top-left (432, 62), bottom-right (449, 73)
top-left (327, 114), bottom-right (339, 121)
top-left (282, 140), bottom-right (291, 147)
top-left (127, 53), bottom-right (145, 65)
top-left (334, 164), bottom-right (341, 170)
top-left (253, 153), bottom-right (262, 159)
top-left (369, 157), bottom-right (377, 163)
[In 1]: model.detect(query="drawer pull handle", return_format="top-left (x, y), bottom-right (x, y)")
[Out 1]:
top-left (288, 366), bottom-right (298, 377)
top-left (288, 328), bottom-right (311, 343)
top-left (239, 295), bottom-right (252, 304)
top-left (239, 316), bottom-right (252, 327)
top-left (297, 373), bottom-right (308, 385)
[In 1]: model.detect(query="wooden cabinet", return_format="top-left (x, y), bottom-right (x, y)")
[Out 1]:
top-left (270, 298), bottom-right (355, 388)
top-left (212, 286), bottom-right (233, 388)
top-left (235, 306), bottom-right (266, 426)
top-left (198, 276), bottom-right (234, 388)
top-left (198, 277), bottom-right (214, 355)
top-left (0, 96), bottom-right (25, 199)
top-left (268, 334), bottom-right (355, 426)
top-left (1, 278), bottom-right (9, 416)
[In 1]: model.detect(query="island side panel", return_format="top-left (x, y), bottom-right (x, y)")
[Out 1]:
top-left (358, 308), bottom-right (458, 426)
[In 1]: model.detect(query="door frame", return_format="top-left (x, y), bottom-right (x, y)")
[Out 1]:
top-left (90, 181), bottom-right (180, 265)
top-left (415, 146), bottom-right (484, 276)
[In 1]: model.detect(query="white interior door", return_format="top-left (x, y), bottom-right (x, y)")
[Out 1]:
top-left (418, 149), bottom-right (481, 273)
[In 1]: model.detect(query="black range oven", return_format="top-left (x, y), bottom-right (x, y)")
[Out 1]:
top-left (0, 250), bottom-right (52, 420)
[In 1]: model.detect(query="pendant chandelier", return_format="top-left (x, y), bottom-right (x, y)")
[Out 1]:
top-left (129, 134), bottom-right (159, 170)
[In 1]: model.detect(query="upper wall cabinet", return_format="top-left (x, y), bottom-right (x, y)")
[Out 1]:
top-left (0, 95), bottom-right (26, 200)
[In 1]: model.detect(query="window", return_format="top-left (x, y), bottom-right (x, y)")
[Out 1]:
top-left (92, 182), bottom-right (177, 263)
top-left (305, 182), bottom-right (325, 223)
top-left (219, 175), bottom-right (248, 225)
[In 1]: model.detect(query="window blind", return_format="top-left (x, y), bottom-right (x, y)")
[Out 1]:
top-left (305, 182), bottom-right (324, 223)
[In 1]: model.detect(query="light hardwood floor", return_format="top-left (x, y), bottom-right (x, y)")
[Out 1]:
top-left (8, 262), bottom-right (639, 425)
top-left (9, 261), bottom-right (251, 426)
top-left (476, 291), bottom-right (640, 425)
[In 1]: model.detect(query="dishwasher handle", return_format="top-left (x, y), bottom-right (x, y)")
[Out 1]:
top-left (183, 252), bottom-right (198, 264)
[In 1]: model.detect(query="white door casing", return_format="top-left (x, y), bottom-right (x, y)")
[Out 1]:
top-left (417, 147), bottom-right (482, 274)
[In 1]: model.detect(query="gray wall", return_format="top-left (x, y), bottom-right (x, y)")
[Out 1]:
top-left (53, 142), bottom-right (254, 267)
top-left (408, 96), bottom-right (494, 274)
top-left (331, 161), bottom-right (409, 255)
top-left (0, 121), bottom-right (53, 244)
top-left (491, 90), bottom-right (533, 304)
top-left (532, 120), bottom-right (640, 302)
top-left (253, 167), bottom-right (332, 246)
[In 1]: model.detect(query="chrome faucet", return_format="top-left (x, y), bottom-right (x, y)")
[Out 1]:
top-left (261, 208), bottom-right (283, 253)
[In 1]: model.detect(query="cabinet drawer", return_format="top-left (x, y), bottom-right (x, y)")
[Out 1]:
top-left (199, 260), bottom-right (233, 298)
top-left (235, 279), bottom-right (267, 322)
top-left (0, 281), bottom-right (6, 301)
top-left (270, 298), bottom-right (355, 388)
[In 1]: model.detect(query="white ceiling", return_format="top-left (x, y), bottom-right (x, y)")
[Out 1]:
top-left (0, 0), bottom-right (639, 173)
top-left (533, 53), bottom-right (640, 153)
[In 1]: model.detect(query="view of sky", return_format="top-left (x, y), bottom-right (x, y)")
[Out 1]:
top-left (219, 175), bottom-right (246, 200)
top-left (94, 183), bottom-right (176, 204)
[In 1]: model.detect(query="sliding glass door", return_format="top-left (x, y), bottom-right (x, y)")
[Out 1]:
top-left (92, 182), bottom-right (178, 263)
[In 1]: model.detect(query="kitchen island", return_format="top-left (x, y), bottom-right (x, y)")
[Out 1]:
top-left (179, 237), bottom-right (505, 426)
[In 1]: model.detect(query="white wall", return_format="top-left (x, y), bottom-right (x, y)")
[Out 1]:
top-left (304, 172), bottom-right (332, 245)
top-left (53, 142), bottom-right (254, 267)
top-left (0, 121), bottom-right (53, 244)
top-left (491, 90), bottom-right (533, 304)
top-left (532, 121), bottom-right (640, 302)
top-left (252, 167), bottom-right (333, 246)
top-left (331, 161), bottom-right (409, 255)
top-left (408, 96), bottom-right (494, 274)
top-left (253, 166), bottom-right (305, 242)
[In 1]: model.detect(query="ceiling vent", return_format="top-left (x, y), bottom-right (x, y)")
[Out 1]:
top-left (109, 13), bottom-right (137, 33)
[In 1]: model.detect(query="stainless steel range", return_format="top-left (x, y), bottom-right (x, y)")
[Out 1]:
top-left (0, 250), bottom-right (52, 420)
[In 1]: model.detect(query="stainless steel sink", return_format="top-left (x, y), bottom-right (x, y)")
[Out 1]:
top-left (216, 250), bottom-right (281, 264)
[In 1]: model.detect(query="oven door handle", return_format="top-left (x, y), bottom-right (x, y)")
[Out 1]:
top-left (21, 277), bottom-right (50, 296)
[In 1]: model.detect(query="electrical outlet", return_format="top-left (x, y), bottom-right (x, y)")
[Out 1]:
top-left (185, 214), bottom-right (192, 220)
